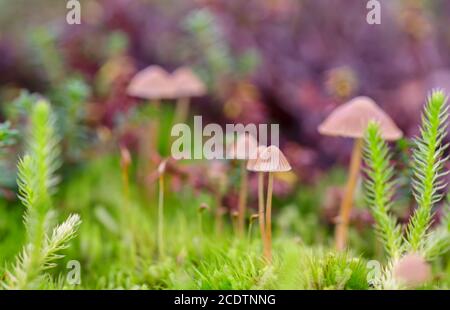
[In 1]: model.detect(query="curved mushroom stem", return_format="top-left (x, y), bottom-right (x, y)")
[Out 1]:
top-left (335, 138), bottom-right (363, 251)
top-left (237, 161), bottom-right (248, 236)
top-left (258, 172), bottom-right (267, 255)
top-left (174, 97), bottom-right (191, 125)
top-left (265, 171), bottom-right (274, 263)
top-left (158, 172), bottom-right (165, 258)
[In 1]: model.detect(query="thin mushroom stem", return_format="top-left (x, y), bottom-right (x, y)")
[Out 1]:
top-left (120, 161), bottom-right (130, 213)
top-left (120, 153), bottom-right (137, 266)
top-left (231, 212), bottom-right (239, 236)
top-left (174, 97), bottom-right (191, 125)
top-left (265, 171), bottom-right (274, 263)
top-left (158, 172), bottom-right (165, 258)
top-left (335, 138), bottom-right (363, 251)
top-left (247, 215), bottom-right (258, 243)
top-left (138, 100), bottom-right (161, 200)
top-left (237, 161), bottom-right (248, 236)
top-left (258, 172), bottom-right (266, 254)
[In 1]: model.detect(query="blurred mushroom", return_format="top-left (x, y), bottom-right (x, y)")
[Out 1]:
top-left (127, 65), bottom-right (175, 101)
top-left (172, 67), bottom-right (206, 125)
top-left (127, 65), bottom-right (175, 160)
top-left (120, 146), bottom-right (132, 211)
top-left (227, 133), bottom-right (258, 236)
top-left (318, 96), bottom-right (403, 251)
top-left (206, 160), bottom-right (229, 234)
top-left (247, 145), bottom-right (267, 250)
top-left (393, 253), bottom-right (431, 288)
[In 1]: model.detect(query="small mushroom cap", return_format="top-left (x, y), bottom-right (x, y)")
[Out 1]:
top-left (318, 96), bottom-right (403, 140)
top-left (127, 65), bottom-right (175, 100)
top-left (120, 147), bottom-right (132, 168)
top-left (157, 159), bottom-right (168, 175)
top-left (247, 145), bottom-right (267, 171)
top-left (227, 133), bottom-right (258, 160)
top-left (393, 253), bottom-right (431, 287)
top-left (251, 145), bottom-right (292, 172)
top-left (172, 67), bottom-right (206, 98)
top-left (199, 203), bottom-right (210, 213)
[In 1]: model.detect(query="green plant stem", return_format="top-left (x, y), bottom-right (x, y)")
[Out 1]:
top-left (335, 138), bottom-right (363, 251)
top-left (215, 191), bottom-right (223, 235)
top-left (198, 212), bottom-right (204, 238)
top-left (247, 217), bottom-right (255, 243)
top-left (121, 165), bottom-right (130, 212)
top-left (237, 161), bottom-right (248, 237)
top-left (158, 173), bottom-right (165, 258)
top-left (120, 161), bottom-right (137, 266)
top-left (265, 172), bottom-right (273, 263)
top-left (152, 98), bottom-right (161, 138)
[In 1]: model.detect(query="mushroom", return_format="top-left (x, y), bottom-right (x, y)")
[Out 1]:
top-left (318, 96), bottom-right (403, 251)
top-left (393, 253), bottom-right (431, 288)
top-left (227, 133), bottom-right (258, 236)
top-left (120, 146), bottom-right (132, 211)
top-left (247, 145), bottom-right (268, 250)
top-left (172, 67), bottom-right (206, 125)
top-left (127, 65), bottom-right (175, 101)
top-left (251, 145), bottom-right (291, 262)
top-left (127, 65), bottom-right (175, 156)
top-left (206, 160), bottom-right (229, 235)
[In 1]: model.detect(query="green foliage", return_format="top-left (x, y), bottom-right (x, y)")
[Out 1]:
top-left (309, 253), bottom-right (368, 290)
top-left (363, 90), bottom-right (450, 288)
top-left (363, 122), bottom-right (403, 259)
top-left (4, 88), bottom-right (450, 290)
top-left (422, 207), bottom-right (450, 260)
top-left (51, 77), bottom-right (91, 159)
top-left (28, 28), bottom-right (65, 84)
top-left (1, 101), bottom-right (81, 290)
top-left (183, 8), bottom-right (260, 90)
top-left (0, 122), bottom-right (17, 149)
top-left (407, 90), bottom-right (449, 251)
top-left (5, 90), bottom-right (40, 120)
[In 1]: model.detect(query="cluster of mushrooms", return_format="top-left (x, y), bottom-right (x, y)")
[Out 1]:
top-left (126, 65), bottom-right (419, 273)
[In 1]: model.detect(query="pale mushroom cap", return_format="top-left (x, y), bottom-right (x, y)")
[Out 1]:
top-left (227, 133), bottom-right (258, 160)
top-left (251, 145), bottom-right (292, 172)
top-left (120, 147), bottom-right (131, 168)
top-left (157, 159), bottom-right (168, 175)
top-left (247, 145), bottom-right (267, 171)
top-left (393, 253), bottom-right (431, 287)
top-left (172, 67), bottom-right (206, 98)
top-left (127, 65), bottom-right (175, 100)
top-left (318, 96), bottom-right (403, 141)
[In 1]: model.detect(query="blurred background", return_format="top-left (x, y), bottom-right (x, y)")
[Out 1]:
top-left (2, 0), bottom-right (450, 166)
top-left (1, 0), bottom-right (450, 213)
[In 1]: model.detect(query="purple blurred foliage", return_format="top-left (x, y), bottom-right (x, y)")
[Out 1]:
top-left (2, 0), bottom-right (450, 179)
